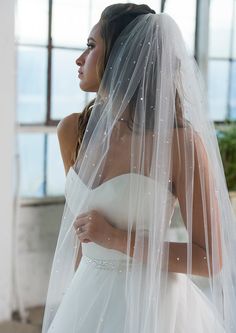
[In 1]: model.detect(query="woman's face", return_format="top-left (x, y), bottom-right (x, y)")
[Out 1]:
top-left (76, 22), bottom-right (104, 92)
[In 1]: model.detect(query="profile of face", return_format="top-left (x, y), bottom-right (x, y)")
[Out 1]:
top-left (75, 22), bottom-right (104, 92)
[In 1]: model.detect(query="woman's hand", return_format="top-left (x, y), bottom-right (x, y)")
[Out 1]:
top-left (73, 210), bottom-right (120, 249)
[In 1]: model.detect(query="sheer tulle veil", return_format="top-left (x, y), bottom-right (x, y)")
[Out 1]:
top-left (42, 12), bottom-right (236, 332)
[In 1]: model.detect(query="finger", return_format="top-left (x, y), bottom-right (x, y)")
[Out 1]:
top-left (75, 224), bottom-right (86, 234)
top-left (73, 216), bottom-right (89, 229)
top-left (73, 214), bottom-right (90, 228)
top-left (77, 231), bottom-right (90, 243)
top-left (75, 227), bottom-right (81, 235)
top-left (83, 239), bottom-right (91, 243)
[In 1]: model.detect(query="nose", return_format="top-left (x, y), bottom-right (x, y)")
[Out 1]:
top-left (75, 52), bottom-right (85, 66)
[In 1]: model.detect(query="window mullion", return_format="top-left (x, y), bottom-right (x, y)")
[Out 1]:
top-left (194, 0), bottom-right (210, 82)
top-left (226, 0), bottom-right (236, 119)
top-left (46, 0), bottom-right (53, 125)
top-left (43, 134), bottom-right (48, 196)
top-left (44, 0), bottom-right (53, 197)
top-left (160, 0), bottom-right (166, 12)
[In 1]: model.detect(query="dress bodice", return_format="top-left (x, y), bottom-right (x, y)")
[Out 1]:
top-left (65, 167), bottom-right (176, 260)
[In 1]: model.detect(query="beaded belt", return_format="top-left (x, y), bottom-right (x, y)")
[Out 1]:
top-left (82, 255), bottom-right (133, 272)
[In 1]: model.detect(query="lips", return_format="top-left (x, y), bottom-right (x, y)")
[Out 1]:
top-left (78, 70), bottom-right (83, 79)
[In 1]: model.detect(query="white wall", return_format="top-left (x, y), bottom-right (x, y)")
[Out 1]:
top-left (0, 0), bottom-right (16, 321)
top-left (16, 203), bottom-right (63, 308)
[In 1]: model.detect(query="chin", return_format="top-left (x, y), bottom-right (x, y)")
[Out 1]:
top-left (79, 82), bottom-right (99, 93)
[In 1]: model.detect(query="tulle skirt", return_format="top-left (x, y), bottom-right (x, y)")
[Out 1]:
top-left (47, 254), bottom-right (225, 333)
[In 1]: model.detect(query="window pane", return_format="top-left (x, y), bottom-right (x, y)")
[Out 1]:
top-left (233, 8), bottom-right (236, 59)
top-left (52, 0), bottom-right (90, 48)
top-left (51, 49), bottom-right (87, 119)
top-left (230, 61), bottom-right (236, 119)
top-left (90, 1), bottom-right (161, 27)
top-left (47, 134), bottom-right (65, 196)
top-left (90, 0), bottom-right (129, 25)
top-left (18, 133), bottom-right (44, 197)
top-left (164, 0), bottom-right (196, 55)
top-left (209, 0), bottom-right (233, 58)
top-left (17, 46), bottom-right (47, 123)
top-left (134, 0), bottom-right (161, 12)
top-left (208, 60), bottom-right (230, 121)
top-left (15, 0), bottom-right (48, 45)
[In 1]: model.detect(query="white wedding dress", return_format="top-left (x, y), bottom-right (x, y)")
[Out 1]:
top-left (47, 166), bottom-right (225, 333)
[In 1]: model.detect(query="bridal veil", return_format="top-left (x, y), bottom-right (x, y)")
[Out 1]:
top-left (42, 12), bottom-right (236, 332)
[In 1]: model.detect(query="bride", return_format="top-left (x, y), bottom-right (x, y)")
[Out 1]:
top-left (42, 3), bottom-right (236, 332)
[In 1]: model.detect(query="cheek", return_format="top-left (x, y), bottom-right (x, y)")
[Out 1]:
top-left (84, 59), bottom-right (100, 85)
top-left (87, 50), bottom-right (101, 71)
top-left (89, 58), bottom-right (98, 73)
top-left (80, 55), bottom-right (100, 91)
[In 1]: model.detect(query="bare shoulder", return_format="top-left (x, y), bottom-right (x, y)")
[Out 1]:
top-left (57, 113), bottom-right (80, 174)
top-left (57, 113), bottom-right (79, 138)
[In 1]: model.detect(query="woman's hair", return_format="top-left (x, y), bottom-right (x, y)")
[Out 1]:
top-left (72, 3), bottom-right (156, 164)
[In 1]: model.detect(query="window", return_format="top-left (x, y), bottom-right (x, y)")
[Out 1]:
top-left (164, 0), bottom-right (197, 55)
top-left (16, 0), bottom-right (232, 199)
top-left (15, 0), bottom-right (162, 199)
top-left (16, 0), bottom-right (94, 198)
top-left (208, 0), bottom-right (236, 121)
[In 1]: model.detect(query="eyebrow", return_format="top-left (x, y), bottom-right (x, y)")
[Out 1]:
top-left (87, 37), bottom-right (96, 42)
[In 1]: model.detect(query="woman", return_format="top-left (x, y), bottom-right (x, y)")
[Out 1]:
top-left (42, 3), bottom-right (236, 332)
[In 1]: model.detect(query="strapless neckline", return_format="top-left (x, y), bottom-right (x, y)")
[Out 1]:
top-left (68, 166), bottom-right (174, 196)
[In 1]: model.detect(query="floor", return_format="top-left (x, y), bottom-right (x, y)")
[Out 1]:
top-left (0, 306), bottom-right (44, 333)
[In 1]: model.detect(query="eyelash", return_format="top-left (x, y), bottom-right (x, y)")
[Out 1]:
top-left (86, 43), bottom-right (94, 50)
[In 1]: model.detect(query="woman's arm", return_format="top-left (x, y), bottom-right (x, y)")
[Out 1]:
top-left (74, 197), bottom-right (219, 276)
top-left (57, 113), bottom-right (79, 175)
top-left (112, 129), bottom-right (223, 277)
top-left (113, 229), bottom-right (211, 276)
top-left (172, 129), bottom-right (222, 275)
top-left (57, 113), bottom-right (84, 270)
